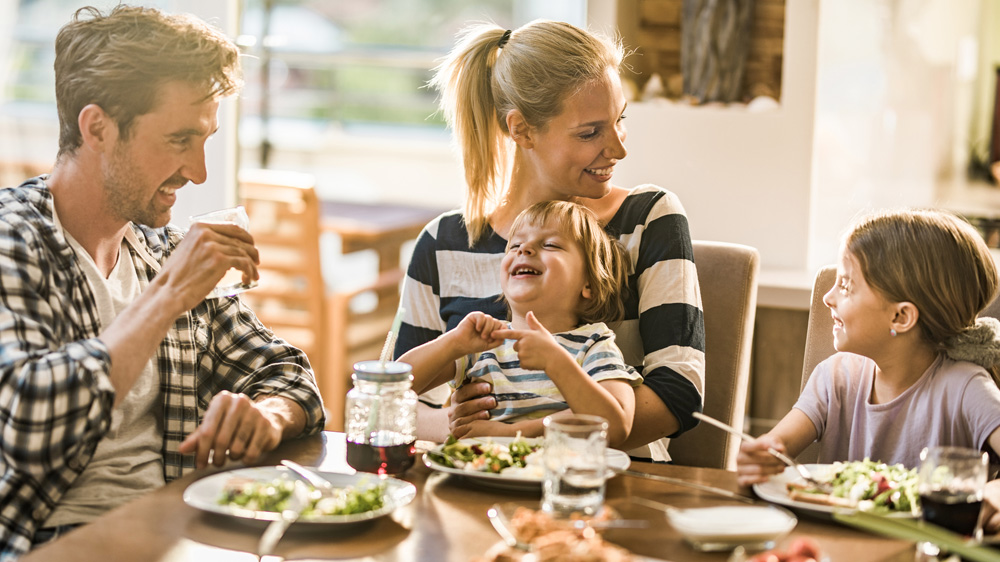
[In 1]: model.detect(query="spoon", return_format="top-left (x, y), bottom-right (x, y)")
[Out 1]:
top-left (692, 412), bottom-right (832, 493)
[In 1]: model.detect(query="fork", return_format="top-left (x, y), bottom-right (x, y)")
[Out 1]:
top-left (280, 460), bottom-right (337, 496)
top-left (257, 479), bottom-right (309, 557)
top-left (691, 412), bottom-right (832, 493)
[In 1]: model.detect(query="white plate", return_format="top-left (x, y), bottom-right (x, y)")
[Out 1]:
top-left (752, 464), bottom-right (916, 518)
top-left (183, 466), bottom-right (416, 525)
top-left (666, 505), bottom-right (797, 551)
top-left (423, 436), bottom-right (631, 492)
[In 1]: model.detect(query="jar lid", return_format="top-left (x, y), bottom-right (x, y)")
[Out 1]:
top-left (352, 360), bottom-right (412, 382)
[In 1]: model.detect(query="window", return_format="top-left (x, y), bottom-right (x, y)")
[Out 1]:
top-left (236, 0), bottom-right (587, 175)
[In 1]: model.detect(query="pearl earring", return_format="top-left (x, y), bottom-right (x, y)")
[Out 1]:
top-left (890, 328), bottom-right (897, 337)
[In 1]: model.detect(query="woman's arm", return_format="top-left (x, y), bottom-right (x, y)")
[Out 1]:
top-left (614, 187), bottom-right (705, 448)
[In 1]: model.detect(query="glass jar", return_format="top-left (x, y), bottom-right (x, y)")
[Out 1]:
top-left (344, 360), bottom-right (417, 475)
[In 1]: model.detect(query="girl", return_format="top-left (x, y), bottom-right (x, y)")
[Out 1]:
top-left (738, 209), bottom-right (1000, 484)
top-left (397, 201), bottom-right (641, 447)
top-left (395, 19), bottom-right (704, 461)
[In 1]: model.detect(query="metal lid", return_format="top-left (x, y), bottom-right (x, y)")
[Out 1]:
top-left (352, 360), bottom-right (413, 383)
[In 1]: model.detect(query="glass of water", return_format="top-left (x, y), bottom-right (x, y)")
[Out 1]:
top-left (189, 206), bottom-right (259, 299)
top-left (542, 414), bottom-right (608, 517)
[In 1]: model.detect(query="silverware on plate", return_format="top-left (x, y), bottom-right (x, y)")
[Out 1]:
top-left (281, 459), bottom-right (337, 496)
top-left (692, 412), bottom-right (832, 493)
top-left (257, 479), bottom-right (309, 557)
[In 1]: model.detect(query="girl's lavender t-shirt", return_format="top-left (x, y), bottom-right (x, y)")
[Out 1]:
top-left (795, 352), bottom-right (1000, 468)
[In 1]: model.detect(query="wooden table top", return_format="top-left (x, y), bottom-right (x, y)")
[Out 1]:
top-left (22, 432), bottom-right (917, 562)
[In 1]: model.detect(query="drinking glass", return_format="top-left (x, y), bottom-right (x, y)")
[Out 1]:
top-left (542, 414), bottom-right (608, 517)
top-left (189, 206), bottom-right (259, 298)
top-left (917, 446), bottom-right (988, 542)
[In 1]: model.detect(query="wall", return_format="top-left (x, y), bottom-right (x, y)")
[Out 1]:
top-left (614, 0), bottom-right (820, 271)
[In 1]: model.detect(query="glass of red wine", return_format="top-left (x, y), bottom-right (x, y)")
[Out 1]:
top-left (917, 445), bottom-right (988, 553)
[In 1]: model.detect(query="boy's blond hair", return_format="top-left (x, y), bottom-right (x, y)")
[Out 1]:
top-left (507, 201), bottom-right (630, 325)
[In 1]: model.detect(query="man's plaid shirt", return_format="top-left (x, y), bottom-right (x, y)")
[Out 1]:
top-left (0, 179), bottom-right (326, 559)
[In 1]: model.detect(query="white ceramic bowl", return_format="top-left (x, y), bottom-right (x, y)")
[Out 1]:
top-left (666, 505), bottom-right (798, 552)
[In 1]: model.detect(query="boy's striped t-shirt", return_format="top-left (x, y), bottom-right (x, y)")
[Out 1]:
top-left (452, 322), bottom-right (643, 421)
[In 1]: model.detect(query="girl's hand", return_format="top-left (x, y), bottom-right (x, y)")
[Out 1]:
top-left (736, 434), bottom-right (788, 486)
top-left (492, 312), bottom-right (566, 371)
top-left (449, 311), bottom-right (506, 356)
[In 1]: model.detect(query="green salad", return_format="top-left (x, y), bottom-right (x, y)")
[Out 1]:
top-left (815, 459), bottom-right (919, 515)
top-left (218, 476), bottom-right (385, 518)
top-left (427, 434), bottom-right (542, 475)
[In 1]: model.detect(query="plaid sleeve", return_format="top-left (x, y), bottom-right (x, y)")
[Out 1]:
top-left (191, 295), bottom-right (327, 435)
top-left (0, 219), bottom-right (115, 478)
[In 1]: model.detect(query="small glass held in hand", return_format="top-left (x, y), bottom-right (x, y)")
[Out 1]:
top-left (542, 414), bottom-right (608, 517)
top-left (917, 446), bottom-right (988, 541)
top-left (188, 206), bottom-right (258, 298)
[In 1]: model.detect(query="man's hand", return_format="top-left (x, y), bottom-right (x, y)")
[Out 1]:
top-left (155, 222), bottom-right (259, 312)
top-left (178, 391), bottom-right (283, 469)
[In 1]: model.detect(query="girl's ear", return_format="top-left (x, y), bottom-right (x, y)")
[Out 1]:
top-left (581, 283), bottom-right (592, 300)
top-left (506, 110), bottom-right (535, 149)
top-left (891, 301), bottom-right (920, 335)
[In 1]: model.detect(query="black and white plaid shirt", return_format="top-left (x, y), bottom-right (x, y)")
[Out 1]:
top-left (0, 178), bottom-right (325, 559)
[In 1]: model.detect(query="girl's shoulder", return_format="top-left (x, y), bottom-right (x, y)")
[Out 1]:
top-left (812, 352), bottom-right (873, 387)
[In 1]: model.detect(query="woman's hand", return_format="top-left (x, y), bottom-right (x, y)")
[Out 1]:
top-left (736, 433), bottom-right (788, 486)
top-left (448, 381), bottom-right (496, 437)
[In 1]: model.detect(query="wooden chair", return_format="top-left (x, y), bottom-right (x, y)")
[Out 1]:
top-left (668, 240), bottom-right (760, 470)
top-left (238, 169), bottom-right (408, 431)
top-left (0, 159), bottom-right (51, 186)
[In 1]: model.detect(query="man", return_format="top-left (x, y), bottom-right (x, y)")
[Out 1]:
top-left (0, 6), bottom-right (325, 558)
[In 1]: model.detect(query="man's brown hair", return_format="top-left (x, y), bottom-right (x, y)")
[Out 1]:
top-left (54, 5), bottom-right (242, 157)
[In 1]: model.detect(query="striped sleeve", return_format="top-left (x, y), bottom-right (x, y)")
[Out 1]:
top-left (611, 186), bottom-right (705, 437)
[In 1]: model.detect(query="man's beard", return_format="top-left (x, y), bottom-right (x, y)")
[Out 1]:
top-left (103, 145), bottom-right (176, 228)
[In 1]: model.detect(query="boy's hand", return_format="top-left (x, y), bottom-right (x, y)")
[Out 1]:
top-left (448, 311), bottom-right (506, 356)
top-left (736, 434), bottom-right (788, 486)
top-left (492, 311), bottom-right (566, 371)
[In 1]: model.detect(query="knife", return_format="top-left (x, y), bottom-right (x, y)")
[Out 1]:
top-left (257, 479), bottom-right (310, 557)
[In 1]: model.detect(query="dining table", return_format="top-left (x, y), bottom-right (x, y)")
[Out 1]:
top-left (21, 432), bottom-right (918, 562)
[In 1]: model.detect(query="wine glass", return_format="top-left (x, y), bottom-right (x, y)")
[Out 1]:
top-left (917, 446), bottom-right (988, 543)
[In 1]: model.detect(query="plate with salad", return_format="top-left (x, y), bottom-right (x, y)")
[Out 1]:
top-left (183, 466), bottom-right (416, 525)
top-left (752, 459), bottom-right (920, 518)
top-left (423, 435), bottom-right (631, 492)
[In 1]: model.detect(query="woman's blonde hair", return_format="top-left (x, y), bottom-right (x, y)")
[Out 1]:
top-left (846, 209), bottom-right (999, 355)
top-left (430, 20), bottom-right (625, 246)
top-left (507, 201), bottom-right (630, 325)
top-left (54, 5), bottom-right (242, 158)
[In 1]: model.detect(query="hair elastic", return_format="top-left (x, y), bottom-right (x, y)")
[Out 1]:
top-left (498, 29), bottom-right (512, 48)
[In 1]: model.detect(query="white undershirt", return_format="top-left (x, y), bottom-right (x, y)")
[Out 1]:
top-left (45, 216), bottom-right (165, 527)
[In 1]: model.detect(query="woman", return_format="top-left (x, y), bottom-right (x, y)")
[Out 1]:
top-left (394, 20), bottom-right (704, 461)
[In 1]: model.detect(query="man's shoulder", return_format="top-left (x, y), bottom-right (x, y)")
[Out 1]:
top-left (0, 179), bottom-right (52, 219)
top-left (0, 180), bottom-right (56, 241)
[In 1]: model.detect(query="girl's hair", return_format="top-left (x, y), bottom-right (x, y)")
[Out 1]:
top-left (54, 5), bottom-right (242, 158)
top-left (507, 201), bottom-right (630, 325)
top-left (429, 20), bottom-right (625, 246)
top-left (846, 209), bottom-right (999, 363)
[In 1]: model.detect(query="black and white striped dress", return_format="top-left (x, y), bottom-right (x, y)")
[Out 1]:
top-left (394, 185), bottom-right (705, 461)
